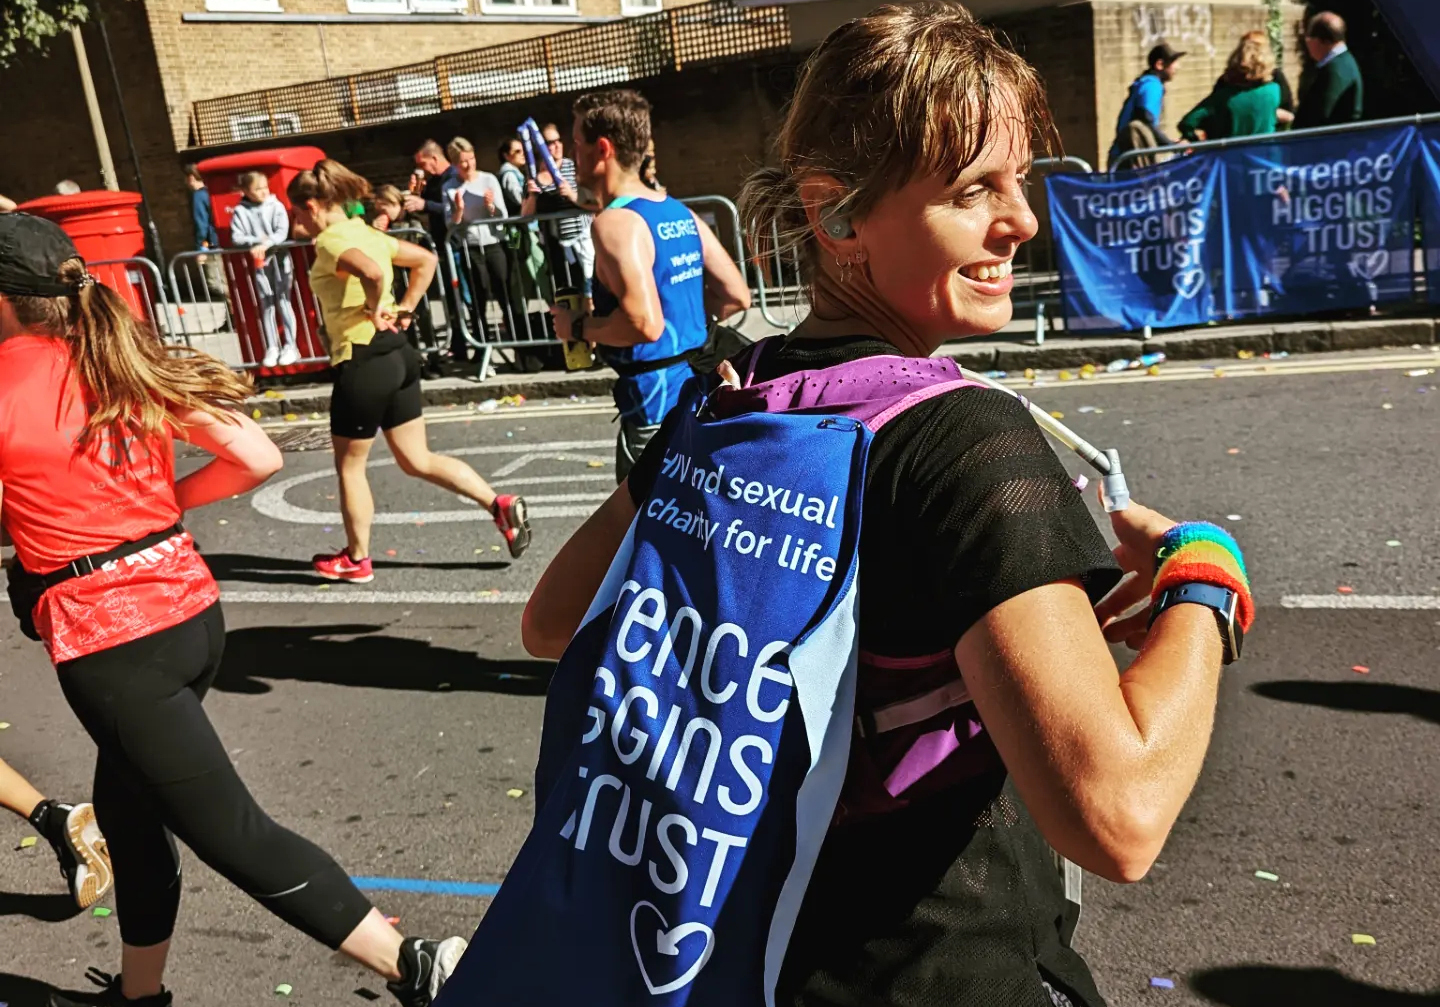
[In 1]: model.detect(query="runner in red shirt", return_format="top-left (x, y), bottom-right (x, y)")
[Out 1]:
top-left (0, 214), bottom-right (465, 1007)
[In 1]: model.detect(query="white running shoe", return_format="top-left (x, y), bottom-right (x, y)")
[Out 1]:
top-left (277, 344), bottom-right (301, 366)
top-left (261, 347), bottom-right (280, 368)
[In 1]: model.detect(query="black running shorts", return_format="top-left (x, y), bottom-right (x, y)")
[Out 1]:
top-left (330, 331), bottom-right (424, 440)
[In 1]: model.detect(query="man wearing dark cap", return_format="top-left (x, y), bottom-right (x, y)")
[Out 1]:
top-left (1296, 11), bottom-right (1363, 129)
top-left (1109, 42), bottom-right (1185, 170)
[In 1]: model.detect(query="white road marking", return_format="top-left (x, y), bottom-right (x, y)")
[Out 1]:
top-left (1281, 595), bottom-right (1440, 610)
top-left (222, 590), bottom-right (531, 604)
top-left (251, 440), bottom-right (614, 524)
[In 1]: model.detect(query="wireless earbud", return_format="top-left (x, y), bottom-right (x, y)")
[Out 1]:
top-left (820, 205), bottom-right (854, 240)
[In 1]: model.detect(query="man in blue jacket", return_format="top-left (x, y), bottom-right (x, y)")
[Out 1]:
top-left (1108, 43), bottom-right (1185, 170)
top-left (184, 164), bottom-right (225, 297)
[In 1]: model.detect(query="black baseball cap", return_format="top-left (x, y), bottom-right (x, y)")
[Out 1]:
top-left (1147, 42), bottom-right (1186, 67)
top-left (0, 213), bottom-right (84, 297)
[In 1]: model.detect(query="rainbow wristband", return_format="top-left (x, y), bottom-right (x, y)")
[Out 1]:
top-left (1153, 522), bottom-right (1254, 632)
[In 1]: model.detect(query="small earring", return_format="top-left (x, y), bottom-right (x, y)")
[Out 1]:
top-left (852, 248), bottom-right (868, 265)
top-left (835, 254), bottom-right (853, 285)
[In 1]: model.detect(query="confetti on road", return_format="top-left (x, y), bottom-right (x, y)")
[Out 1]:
top-left (1381, 403), bottom-right (1393, 410)
top-left (386, 549), bottom-right (397, 557)
top-left (275, 983), bottom-right (294, 996)
top-left (264, 390), bottom-right (283, 399)
top-left (316, 584), bottom-right (330, 591)
top-left (507, 788), bottom-right (525, 799)
top-left (1405, 368), bottom-right (1435, 377)
top-left (1337, 586), bottom-right (1354, 594)
top-left (1078, 406), bottom-right (1097, 413)
top-left (252, 409), bottom-right (263, 420)
top-left (1351, 934), bottom-right (1376, 946)
top-left (1352, 665), bottom-right (1371, 674)
top-left (218, 519), bottom-right (228, 525)
top-left (1058, 370), bottom-right (1074, 382)
top-left (1024, 368), bottom-right (1036, 379)
top-left (1149, 978), bottom-right (1175, 989)
top-left (1236, 349), bottom-right (1255, 359)
top-left (18, 837), bottom-right (37, 849)
top-left (1227, 448), bottom-right (1241, 455)
top-left (385, 916), bottom-right (400, 925)
top-left (1049, 411), bottom-right (1065, 419)
top-left (587, 460), bottom-right (605, 468)
top-left (284, 413), bottom-right (298, 422)
top-left (92, 907), bottom-right (112, 917)
top-left (1211, 368), bottom-right (1225, 378)
top-left (1227, 514), bottom-right (1242, 521)
top-left (492, 545), bottom-right (501, 552)
top-left (1386, 540), bottom-right (1401, 547)
top-left (1254, 870), bottom-right (1279, 882)
top-left (474, 548), bottom-right (484, 555)
top-left (310, 413), bottom-right (321, 420)
top-left (0, 723), bottom-right (9, 730)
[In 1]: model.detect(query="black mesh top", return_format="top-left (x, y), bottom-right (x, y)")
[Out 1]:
top-left (626, 334), bottom-right (1122, 655)
top-left (625, 334), bottom-right (1123, 1006)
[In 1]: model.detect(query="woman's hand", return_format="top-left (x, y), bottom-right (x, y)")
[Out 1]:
top-left (1093, 495), bottom-right (1177, 649)
top-left (369, 302), bottom-right (399, 332)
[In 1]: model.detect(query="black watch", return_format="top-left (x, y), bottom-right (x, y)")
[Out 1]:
top-left (1149, 581), bottom-right (1243, 664)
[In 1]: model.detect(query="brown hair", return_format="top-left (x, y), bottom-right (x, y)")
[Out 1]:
top-left (237, 170), bottom-right (268, 192)
top-left (572, 89), bottom-right (651, 172)
top-left (738, 2), bottom-right (1055, 283)
top-left (183, 163), bottom-right (204, 183)
top-left (1223, 30), bottom-right (1276, 86)
top-left (286, 159), bottom-right (372, 209)
top-left (7, 259), bottom-right (252, 446)
top-left (372, 183), bottom-right (404, 210)
top-left (445, 136), bottom-right (475, 164)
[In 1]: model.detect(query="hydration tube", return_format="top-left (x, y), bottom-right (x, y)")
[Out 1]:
top-left (957, 367), bottom-right (1131, 513)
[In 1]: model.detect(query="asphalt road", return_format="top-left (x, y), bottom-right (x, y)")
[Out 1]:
top-left (1, 348), bottom-right (1438, 1006)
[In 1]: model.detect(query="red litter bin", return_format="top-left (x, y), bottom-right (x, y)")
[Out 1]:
top-left (18, 190), bottom-right (154, 318)
top-left (197, 147), bottom-right (328, 374)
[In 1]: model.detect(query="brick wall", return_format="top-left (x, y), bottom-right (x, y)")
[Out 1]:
top-left (1091, 1), bottom-right (1308, 169)
top-left (0, 0), bottom-right (194, 259)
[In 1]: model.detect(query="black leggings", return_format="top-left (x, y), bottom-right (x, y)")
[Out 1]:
top-left (58, 604), bottom-right (373, 948)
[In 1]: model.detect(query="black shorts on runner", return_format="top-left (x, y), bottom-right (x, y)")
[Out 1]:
top-left (330, 331), bottom-right (424, 440)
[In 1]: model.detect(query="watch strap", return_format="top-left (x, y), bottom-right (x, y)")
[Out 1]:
top-left (1151, 581), bottom-right (1242, 664)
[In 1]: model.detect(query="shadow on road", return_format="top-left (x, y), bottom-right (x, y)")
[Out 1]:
top-left (1250, 680), bottom-right (1440, 726)
top-left (0, 890), bottom-right (84, 922)
top-left (1191, 965), bottom-right (1440, 1005)
top-left (202, 552), bottom-right (509, 586)
top-left (217, 623), bottom-right (553, 696)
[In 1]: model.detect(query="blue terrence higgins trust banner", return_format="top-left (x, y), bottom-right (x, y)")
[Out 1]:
top-left (1224, 125), bottom-right (1419, 317)
top-left (435, 392), bottom-right (869, 1006)
top-left (1421, 125), bottom-right (1440, 305)
top-left (1047, 152), bottom-right (1226, 332)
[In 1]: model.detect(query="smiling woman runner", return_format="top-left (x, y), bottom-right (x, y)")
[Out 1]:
top-left (0, 213), bottom-right (466, 1007)
top-left (476, 4), bottom-right (1254, 1006)
top-left (288, 159), bottom-right (530, 581)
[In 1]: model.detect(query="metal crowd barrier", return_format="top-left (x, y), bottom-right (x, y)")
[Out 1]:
top-left (1018, 156), bottom-right (1094, 346)
top-left (1110, 110), bottom-right (1440, 174)
top-left (87, 257), bottom-right (177, 344)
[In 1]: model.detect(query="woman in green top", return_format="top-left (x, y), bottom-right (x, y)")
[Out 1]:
top-left (1179, 31), bottom-right (1292, 142)
top-left (288, 159), bottom-right (532, 583)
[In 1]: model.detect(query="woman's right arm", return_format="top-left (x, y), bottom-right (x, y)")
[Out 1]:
top-left (171, 408), bottom-right (283, 512)
top-left (955, 498), bottom-right (1225, 884)
top-left (389, 240), bottom-right (438, 319)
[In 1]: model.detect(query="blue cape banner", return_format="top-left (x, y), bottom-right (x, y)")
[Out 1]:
top-left (436, 389), bottom-right (870, 1006)
top-left (1224, 125), bottom-right (1419, 317)
top-left (1046, 152), bottom-right (1226, 332)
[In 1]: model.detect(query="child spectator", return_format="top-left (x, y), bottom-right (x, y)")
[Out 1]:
top-left (229, 170), bottom-right (299, 367)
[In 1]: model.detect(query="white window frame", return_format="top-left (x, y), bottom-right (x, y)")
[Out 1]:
top-left (478, 0), bottom-right (577, 17)
top-left (620, 0), bottom-right (661, 14)
top-left (345, 0), bottom-right (410, 12)
top-left (204, 0), bottom-right (283, 11)
top-left (227, 112), bottom-right (301, 143)
top-left (409, 0), bottom-right (468, 11)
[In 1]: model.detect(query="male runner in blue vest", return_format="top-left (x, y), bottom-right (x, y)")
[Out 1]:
top-left (551, 88), bottom-right (751, 482)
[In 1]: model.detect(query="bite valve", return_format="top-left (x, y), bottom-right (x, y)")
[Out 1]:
top-left (1100, 448), bottom-right (1130, 513)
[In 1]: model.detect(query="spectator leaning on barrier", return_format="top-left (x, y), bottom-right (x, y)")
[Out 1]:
top-left (1108, 42), bottom-right (1184, 170)
top-left (184, 163), bottom-right (225, 298)
top-left (405, 139), bottom-right (470, 362)
top-left (1296, 11), bottom-right (1363, 130)
top-left (1179, 30), bottom-right (1288, 142)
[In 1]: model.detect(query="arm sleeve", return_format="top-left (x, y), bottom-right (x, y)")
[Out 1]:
top-left (1135, 77), bottom-right (1177, 146)
top-left (500, 170), bottom-right (525, 213)
top-left (1178, 90), bottom-right (1219, 140)
top-left (227, 206), bottom-right (257, 248)
top-left (885, 390), bottom-right (1122, 639)
top-left (192, 192), bottom-right (214, 248)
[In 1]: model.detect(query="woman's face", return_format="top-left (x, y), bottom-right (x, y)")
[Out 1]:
top-left (290, 199), bottom-right (324, 239)
top-left (457, 149), bottom-right (477, 176)
top-left (243, 178), bottom-right (270, 203)
top-left (851, 110), bottom-right (1038, 342)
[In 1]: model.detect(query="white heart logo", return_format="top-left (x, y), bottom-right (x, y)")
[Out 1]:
top-left (1350, 249), bottom-right (1389, 281)
top-left (629, 901), bottom-right (715, 996)
top-left (1172, 268), bottom-right (1205, 300)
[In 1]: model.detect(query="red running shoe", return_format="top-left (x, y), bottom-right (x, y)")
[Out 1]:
top-left (313, 549), bottom-right (375, 583)
top-left (492, 494), bottom-right (531, 559)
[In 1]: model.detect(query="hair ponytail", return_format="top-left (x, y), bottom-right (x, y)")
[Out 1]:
top-left (10, 258), bottom-right (254, 446)
top-left (287, 158), bottom-right (372, 209)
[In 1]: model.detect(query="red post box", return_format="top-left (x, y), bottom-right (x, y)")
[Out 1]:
top-left (18, 190), bottom-right (152, 317)
top-left (196, 147), bottom-right (328, 373)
